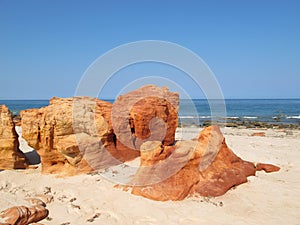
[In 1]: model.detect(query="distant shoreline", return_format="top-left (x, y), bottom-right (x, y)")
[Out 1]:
top-left (1, 99), bottom-right (299, 129)
top-left (178, 119), bottom-right (300, 130)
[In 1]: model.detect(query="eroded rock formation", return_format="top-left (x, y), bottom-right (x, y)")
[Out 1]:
top-left (112, 85), bottom-right (179, 151)
top-left (20, 97), bottom-right (138, 176)
top-left (127, 126), bottom-right (278, 201)
top-left (20, 85), bottom-right (179, 176)
top-left (0, 204), bottom-right (48, 225)
top-left (0, 105), bottom-right (27, 170)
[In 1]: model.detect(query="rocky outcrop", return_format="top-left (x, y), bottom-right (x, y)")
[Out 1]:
top-left (0, 204), bottom-right (48, 225)
top-left (20, 97), bottom-right (138, 176)
top-left (112, 85), bottom-right (179, 152)
top-left (127, 126), bottom-right (274, 201)
top-left (0, 105), bottom-right (27, 170)
top-left (20, 85), bottom-right (179, 176)
top-left (256, 163), bottom-right (280, 173)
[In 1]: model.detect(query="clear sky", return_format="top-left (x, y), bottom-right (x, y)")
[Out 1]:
top-left (0, 0), bottom-right (299, 99)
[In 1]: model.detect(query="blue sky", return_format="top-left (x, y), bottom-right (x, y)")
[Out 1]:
top-left (0, 0), bottom-right (299, 99)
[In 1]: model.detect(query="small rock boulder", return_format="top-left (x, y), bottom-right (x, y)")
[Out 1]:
top-left (256, 163), bottom-right (280, 173)
top-left (0, 205), bottom-right (48, 225)
top-left (251, 132), bottom-right (266, 137)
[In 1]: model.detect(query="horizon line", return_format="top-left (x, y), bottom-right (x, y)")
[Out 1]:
top-left (1, 97), bottom-right (300, 101)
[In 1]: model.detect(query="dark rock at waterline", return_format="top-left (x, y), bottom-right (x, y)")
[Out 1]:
top-left (224, 123), bottom-right (238, 127)
top-left (201, 119), bottom-right (300, 130)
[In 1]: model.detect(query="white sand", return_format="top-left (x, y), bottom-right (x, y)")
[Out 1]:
top-left (0, 127), bottom-right (300, 224)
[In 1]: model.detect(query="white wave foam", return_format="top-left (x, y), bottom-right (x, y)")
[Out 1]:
top-left (179, 116), bottom-right (196, 119)
top-left (179, 116), bottom-right (211, 119)
top-left (199, 116), bottom-right (211, 119)
top-left (243, 116), bottom-right (258, 119)
top-left (286, 115), bottom-right (300, 119)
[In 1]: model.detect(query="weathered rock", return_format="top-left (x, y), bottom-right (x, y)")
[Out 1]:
top-left (256, 163), bottom-right (280, 173)
top-left (20, 97), bottom-right (136, 176)
top-left (251, 132), bottom-right (266, 137)
top-left (0, 105), bottom-right (27, 170)
top-left (112, 85), bottom-right (179, 152)
top-left (0, 205), bottom-right (48, 225)
top-left (127, 126), bottom-right (275, 201)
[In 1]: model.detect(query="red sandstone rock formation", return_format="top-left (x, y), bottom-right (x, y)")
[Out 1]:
top-left (0, 105), bottom-right (27, 170)
top-left (127, 126), bottom-right (279, 201)
top-left (112, 85), bottom-right (179, 152)
top-left (0, 204), bottom-right (48, 225)
top-left (20, 97), bottom-right (138, 176)
top-left (256, 163), bottom-right (280, 173)
top-left (20, 85), bottom-right (179, 176)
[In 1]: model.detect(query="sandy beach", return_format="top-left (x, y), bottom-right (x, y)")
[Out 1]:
top-left (1, 0), bottom-right (299, 224)
top-left (0, 126), bottom-right (299, 225)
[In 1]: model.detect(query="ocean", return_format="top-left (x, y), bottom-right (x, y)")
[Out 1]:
top-left (1, 99), bottom-right (299, 126)
top-left (179, 99), bottom-right (300, 126)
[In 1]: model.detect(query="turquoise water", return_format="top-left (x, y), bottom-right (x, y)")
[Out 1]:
top-left (179, 99), bottom-right (300, 125)
top-left (1, 99), bottom-right (299, 125)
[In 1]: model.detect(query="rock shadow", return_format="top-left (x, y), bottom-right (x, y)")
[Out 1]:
top-left (24, 150), bottom-right (41, 165)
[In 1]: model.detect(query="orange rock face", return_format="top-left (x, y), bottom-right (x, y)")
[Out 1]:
top-left (20, 97), bottom-right (137, 176)
top-left (128, 126), bottom-right (273, 201)
top-left (20, 85), bottom-right (179, 176)
top-left (0, 105), bottom-right (27, 170)
top-left (112, 85), bottom-right (179, 152)
top-left (256, 163), bottom-right (280, 173)
top-left (0, 205), bottom-right (48, 225)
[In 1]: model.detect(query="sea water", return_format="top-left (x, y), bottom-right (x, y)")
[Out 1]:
top-left (179, 99), bottom-right (300, 125)
top-left (1, 99), bottom-right (299, 125)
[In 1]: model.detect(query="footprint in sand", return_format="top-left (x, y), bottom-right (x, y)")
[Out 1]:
top-left (0, 181), bottom-right (11, 192)
top-left (86, 211), bottom-right (120, 223)
top-left (67, 203), bottom-right (81, 214)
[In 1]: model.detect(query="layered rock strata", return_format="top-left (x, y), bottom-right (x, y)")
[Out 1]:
top-left (112, 85), bottom-right (179, 151)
